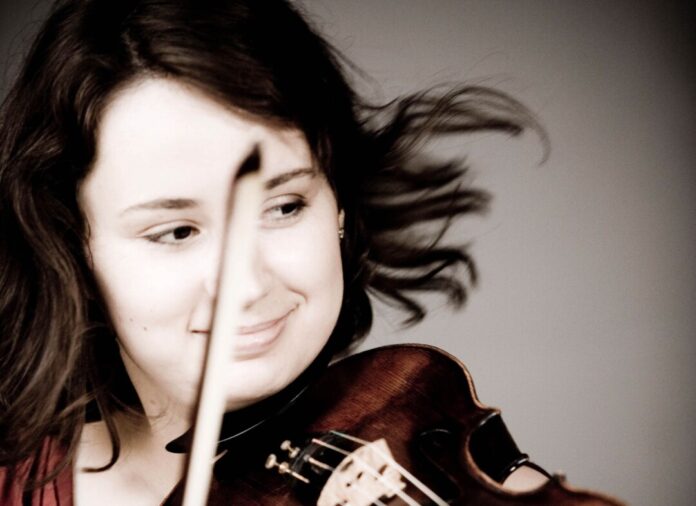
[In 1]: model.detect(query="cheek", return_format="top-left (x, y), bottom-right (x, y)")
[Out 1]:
top-left (89, 240), bottom-right (202, 363)
top-left (264, 215), bottom-right (344, 322)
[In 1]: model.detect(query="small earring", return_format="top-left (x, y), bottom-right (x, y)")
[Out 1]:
top-left (338, 209), bottom-right (345, 240)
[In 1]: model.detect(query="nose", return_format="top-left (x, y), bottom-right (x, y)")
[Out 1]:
top-left (202, 238), bottom-right (271, 304)
top-left (191, 239), bottom-right (271, 333)
top-left (188, 244), bottom-right (220, 333)
top-left (239, 242), bottom-right (272, 310)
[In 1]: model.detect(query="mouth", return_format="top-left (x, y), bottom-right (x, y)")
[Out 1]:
top-left (232, 309), bottom-right (294, 358)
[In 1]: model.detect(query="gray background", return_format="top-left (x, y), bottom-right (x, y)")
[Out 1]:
top-left (2, 1), bottom-right (694, 505)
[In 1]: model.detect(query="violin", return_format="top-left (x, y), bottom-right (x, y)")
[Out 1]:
top-left (163, 149), bottom-right (623, 506)
top-left (163, 344), bottom-right (623, 505)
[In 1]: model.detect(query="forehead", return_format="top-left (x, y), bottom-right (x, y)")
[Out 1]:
top-left (97, 77), bottom-right (311, 172)
top-left (83, 78), bottom-right (314, 211)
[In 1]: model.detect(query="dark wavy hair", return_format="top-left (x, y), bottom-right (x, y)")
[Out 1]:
top-left (0, 0), bottom-right (541, 482)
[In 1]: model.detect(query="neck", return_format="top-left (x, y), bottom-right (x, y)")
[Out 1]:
top-left (76, 413), bottom-right (187, 505)
top-left (122, 410), bottom-right (189, 456)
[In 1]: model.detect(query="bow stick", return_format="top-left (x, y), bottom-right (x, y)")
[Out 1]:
top-left (181, 146), bottom-right (263, 506)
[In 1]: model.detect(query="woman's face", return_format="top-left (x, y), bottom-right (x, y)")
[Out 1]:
top-left (80, 78), bottom-right (344, 418)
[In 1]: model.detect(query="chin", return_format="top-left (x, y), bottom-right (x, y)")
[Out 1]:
top-left (222, 364), bottom-right (293, 411)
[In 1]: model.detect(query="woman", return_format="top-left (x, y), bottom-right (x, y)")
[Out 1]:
top-left (0, 0), bottom-right (556, 504)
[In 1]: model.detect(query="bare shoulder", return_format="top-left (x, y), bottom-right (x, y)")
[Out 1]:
top-left (75, 421), bottom-right (155, 506)
top-left (76, 421), bottom-right (113, 469)
top-left (74, 421), bottom-right (122, 506)
top-left (74, 420), bottom-right (185, 506)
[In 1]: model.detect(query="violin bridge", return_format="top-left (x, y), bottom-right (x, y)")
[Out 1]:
top-left (317, 438), bottom-right (406, 506)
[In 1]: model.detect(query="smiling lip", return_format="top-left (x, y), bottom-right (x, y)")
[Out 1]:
top-left (232, 310), bottom-right (293, 357)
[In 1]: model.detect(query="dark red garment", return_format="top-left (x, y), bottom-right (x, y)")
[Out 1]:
top-left (0, 439), bottom-right (72, 506)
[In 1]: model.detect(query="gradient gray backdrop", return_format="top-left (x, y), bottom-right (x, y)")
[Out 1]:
top-left (2, 1), bottom-right (694, 505)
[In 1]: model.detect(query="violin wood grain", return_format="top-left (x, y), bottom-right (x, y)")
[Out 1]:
top-left (165, 344), bottom-right (624, 505)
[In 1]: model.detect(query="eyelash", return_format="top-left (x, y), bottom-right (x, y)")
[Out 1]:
top-left (144, 225), bottom-right (200, 245)
top-left (262, 196), bottom-right (307, 226)
top-left (142, 197), bottom-right (307, 245)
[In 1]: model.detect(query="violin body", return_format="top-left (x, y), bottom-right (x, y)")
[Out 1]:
top-left (166, 344), bottom-right (623, 505)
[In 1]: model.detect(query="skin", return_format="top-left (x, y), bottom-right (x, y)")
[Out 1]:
top-left (72, 76), bottom-right (545, 504)
top-left (75, 77), bottom-right (344, 505)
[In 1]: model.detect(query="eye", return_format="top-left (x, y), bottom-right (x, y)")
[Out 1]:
top-left (262, 197), bottom-right (307, 226)
top-left (144, 225), bottom-right (200, 245)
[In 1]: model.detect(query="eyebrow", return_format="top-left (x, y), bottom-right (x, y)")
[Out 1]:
top-left (120, 168), bottom-right (317, 216)
top-left (121, 198), bottom-right (198, 216)
top-left (264, 168), bottom-right (317, 190)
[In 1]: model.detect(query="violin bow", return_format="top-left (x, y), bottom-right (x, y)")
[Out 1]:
top-left (181, 146), bottom-right (263, 506)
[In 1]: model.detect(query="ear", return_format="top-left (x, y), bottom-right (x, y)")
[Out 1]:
top-left (338, 209), bottom-right (345, 229)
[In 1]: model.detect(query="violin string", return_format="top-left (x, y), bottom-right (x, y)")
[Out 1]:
top-left (329, 431), bottom-right (449, 506)
top-left (310, 438), bottom-right (405, 506)
top-left (311, 438), bottom-right (417, 506)
top-left (309, 458), bottom-right (387, 506)
top-left (306, 455), bottom-right (386, 505)
top-left (306, 452), bottom-right (389, 506)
